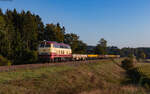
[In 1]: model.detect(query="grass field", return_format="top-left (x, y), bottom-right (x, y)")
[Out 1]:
top-left (136, 62), bottom-right (150, 88)
top-left (0, 59), bottom-right (147, 94)
top-left (137, 63), bottom-right (150, 78)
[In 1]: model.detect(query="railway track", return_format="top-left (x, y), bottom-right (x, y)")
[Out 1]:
top-left (0, 59), bottom-right (108, 72)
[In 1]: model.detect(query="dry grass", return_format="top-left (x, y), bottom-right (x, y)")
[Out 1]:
top-left (137, 63), bottom-right (150, 78)
top-left (80, 86), bottom-right (146, 94)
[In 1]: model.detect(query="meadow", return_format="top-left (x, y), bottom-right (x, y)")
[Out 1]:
top-left (135, 62), bottom-right (150, 88)
top-left (0, 59), bottom-right (147, 94)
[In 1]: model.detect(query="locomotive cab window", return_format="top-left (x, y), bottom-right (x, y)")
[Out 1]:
top-left (54, 44), bottom-right (60, 48)
top-left (45, 44), bottom-right (51, 47)
top-left (40, 44), bottom-right (45, 48)
top-left (39, 43), bottom-right (51, 48)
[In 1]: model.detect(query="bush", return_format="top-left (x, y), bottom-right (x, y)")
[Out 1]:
top-left (0, 55), bottom-right (11, 66)
top-left (21, 50), bottom-right (38, 64)
top-left (27, 50), bottom-right (38, 64)
top-left (14, 49), bottom-right (38, 65)
top-left (121, 58), bottom-right (134, 70)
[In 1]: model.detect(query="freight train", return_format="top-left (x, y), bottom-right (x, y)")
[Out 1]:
top-left (38, 41), bottom-right (120, 62)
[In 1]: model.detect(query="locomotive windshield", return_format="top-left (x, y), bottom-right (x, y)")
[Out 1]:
top-left (45, 44), bottom-right (51, 47)
top-left (39, 43), bottom-right (51, 48)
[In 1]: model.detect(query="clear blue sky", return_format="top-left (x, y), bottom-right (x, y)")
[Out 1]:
top-left (0, 0), bottom-right (150, 48)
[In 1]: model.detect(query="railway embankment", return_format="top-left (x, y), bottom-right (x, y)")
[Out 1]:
top-left (0, 59), bottom-right (147, 94)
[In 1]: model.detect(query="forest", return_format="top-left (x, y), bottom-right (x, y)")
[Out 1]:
top-left (0, 9), bottom-right (149, 65)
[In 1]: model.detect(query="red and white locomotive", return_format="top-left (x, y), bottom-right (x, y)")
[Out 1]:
top-left (38, 41), bottom-right (72, 62)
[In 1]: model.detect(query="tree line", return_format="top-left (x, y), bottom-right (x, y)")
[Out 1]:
top-left (0, 9), bottom-right (87, 65)
top-left (0, 9), bottom-right (149, 65)
top-left (89, 39), bottom-right (149, 60)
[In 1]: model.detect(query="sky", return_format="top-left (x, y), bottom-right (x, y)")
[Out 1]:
top-left (0, 0), bottom-right (150, 48)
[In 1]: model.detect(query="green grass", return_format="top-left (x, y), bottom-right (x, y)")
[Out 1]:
top-left (129, 62), bottom-right (150, 90)
top-left (0, 65), bottom-right (73, 83)
top-left (137, 63), bottom-right (150, 78)
top-left (0, 59), bottom-right (146, 94)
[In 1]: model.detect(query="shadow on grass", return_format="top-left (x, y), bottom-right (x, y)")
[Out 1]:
top-left (122, 68), bottom-right (150, 89)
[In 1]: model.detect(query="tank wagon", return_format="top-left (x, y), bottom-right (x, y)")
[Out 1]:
top-left (38, 41), bottom-right (120, 62)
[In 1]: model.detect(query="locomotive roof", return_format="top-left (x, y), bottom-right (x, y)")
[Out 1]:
top-left (41, 41), bottom-right (70, 46)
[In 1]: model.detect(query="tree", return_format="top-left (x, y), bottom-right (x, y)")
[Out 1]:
top-left (0, 9), bottom-right (3, 16)
top-left (107, 46), bottom-right (120, 55)
top-left (74, 40), bottom-right (87, 54)
top-left (99, 38), bottom-right (107, 47)
top-left (0, 16), bottom-right (9, 57)
top-left (21, 11), bottom-right (38, 50)
top-left (0, 55), bottom-right (11, 66)
top-left (137, 51), bottom-right (146, 61)
top-left (121, 58), bottom-right (135, 70)
top-left (35, 15), bottom-right (44, 41)
top-left (4, 11), bottom-right (16, 60)
top-left (64, 33), bottom-right (87, 54)
top-left (64, 33), bottom-right (79, 53)
top-left (1, 9), bottom-right (40, 64)
top-left (95, 38), bottom-right (107, 55)
top-left (44, 23), bottom-right (65, 42)
top-left (120, 48), bottom-right (134, 57)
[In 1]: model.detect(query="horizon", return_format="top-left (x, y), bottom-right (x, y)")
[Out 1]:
top-left (0, 0), bottom-right (150, 48)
